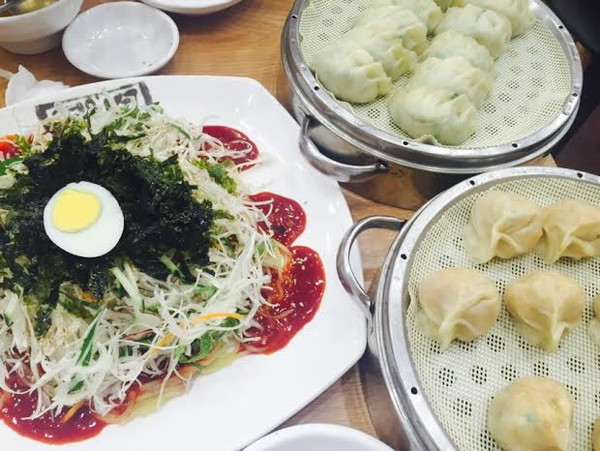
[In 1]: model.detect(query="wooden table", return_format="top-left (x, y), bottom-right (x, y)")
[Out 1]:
top-left (0, 0), bottom-right (559, 445)
top-left (0, 0), bottom-right (387, 439)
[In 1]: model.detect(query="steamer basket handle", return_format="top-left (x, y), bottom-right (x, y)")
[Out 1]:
top-left (299, 117), bottom-right (388, 183)
top-left (337, 216), bottom-right (406, 321)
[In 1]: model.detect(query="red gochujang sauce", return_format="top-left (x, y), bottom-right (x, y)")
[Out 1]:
top-left (202, 125), bottom-right (259, 169)
top-left (248, 192), bottom-right (306, 247)
top-left (244, 192), bottom-right (326, 354)
top-left (0, 136), bottom-right (21, 159)
top-left (0, 382), bottom-right (106, 444)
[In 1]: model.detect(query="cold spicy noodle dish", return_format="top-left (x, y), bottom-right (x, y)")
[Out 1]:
top-left (0, 103), bottom-right (325, 444)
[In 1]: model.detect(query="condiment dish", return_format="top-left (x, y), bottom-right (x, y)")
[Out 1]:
top-left (0, 0), bottom-right (83, 54)
top-left (244, 424), bottom-right (394, 451)
top-left (139, 0), bottom-right (242, 15)
top-left (62, 2), bottom-right (179, 79)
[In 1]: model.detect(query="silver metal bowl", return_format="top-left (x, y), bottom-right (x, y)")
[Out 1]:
top-left (280, 0), bottom-right (583, 208)
top-left (337, 166), bottom-right (600, 450)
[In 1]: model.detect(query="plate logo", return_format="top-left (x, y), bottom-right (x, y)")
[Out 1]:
top-left (35, 82), bottom-right (154, 120)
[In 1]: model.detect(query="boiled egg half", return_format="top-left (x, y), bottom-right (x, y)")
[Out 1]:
top-left (43, 181), bottom-right (124, 258)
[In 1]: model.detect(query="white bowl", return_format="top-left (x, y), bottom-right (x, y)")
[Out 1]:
top-left (244, 424), bottom-right (394, 451)
top-left (139, 0), bottom-right (242, 15)
top-left (62, 2), bottom-right (179, 79)
top-left (0, 0), bottom-right (83, 54)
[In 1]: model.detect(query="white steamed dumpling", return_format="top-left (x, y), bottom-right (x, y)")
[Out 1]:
top-left (423, 30), bottom-right (494, 72)
top-left (416, 268), bottom-right (501, 350)
top-left (539, 199), bottom-right (600, 263)
top-left (312, 7), bottom-right (429, 102)
top-left (504, 271), bottom-right (585, 352)
top-left (354, 7), bottom-right (428, 53)
top-left (488, 376), bottom-right (573, 451)
top-left (368, 0), bottom-right (443, 32)
top-left (389, 86), bottom-right (477, 145)
top-left (407, 56), bottom-right (493, 107)
top-left (464, 0), bottom-right (535, 37)
top-left (464, 191), bottom-right (543, 263)
top-left (345, 23), bottom-right (419, 80)
top-left (435, 4), bottom-right (513, 58)
top-left (312, 41), bottom-right (392, 103)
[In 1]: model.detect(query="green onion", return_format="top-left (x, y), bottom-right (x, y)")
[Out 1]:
top-left (159, 254), bottom-right (190, 283)
top-left (0, 157), bottom-right (23, 176)
top-left (194, 285), bottom-right (217, 298)
top-left (169, 123), bottom-right (192, 140)
top-left (76, 308), bottom-right (104, 367)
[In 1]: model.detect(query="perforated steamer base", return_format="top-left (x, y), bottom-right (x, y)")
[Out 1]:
top-left (299, 0), bottom-right (574, 149)
top-left (405, 176), bottom-right (600, 451)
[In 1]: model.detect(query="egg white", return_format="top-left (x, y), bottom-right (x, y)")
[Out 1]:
top-left (43, 181), bottom-right (125, 258)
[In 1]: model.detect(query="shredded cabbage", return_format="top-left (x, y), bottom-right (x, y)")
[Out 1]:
top-left (0, 101), bottom-right (288, 419)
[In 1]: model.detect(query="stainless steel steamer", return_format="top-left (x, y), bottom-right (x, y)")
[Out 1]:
top-left (280, 0), bottom-right (583, 209)
top-left (337, 167), bottom-right (600, 450)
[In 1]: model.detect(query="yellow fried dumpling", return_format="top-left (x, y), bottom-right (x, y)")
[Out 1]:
top-left (505, 271), bottom-right (584, 352)
top-left (417, 268), bottom-right (501, 350)
top-left (539, 199), bottom-right (600, 263)
top-left (464, 191), bottom-right (543, 263)
top-left (488, 376), bottom-right (573, 451)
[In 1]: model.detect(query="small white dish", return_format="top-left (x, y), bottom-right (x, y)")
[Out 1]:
top-left (62, 2), bottom-right (179, 79)
top-left (244, 424), bottom-right (394, 451)
top-left (0, 0), bottom-right (83, 54)
top-left (140, 0), bottom-right (242, 16)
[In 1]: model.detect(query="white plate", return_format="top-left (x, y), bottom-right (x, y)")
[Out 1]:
top-left (140, 0), bottom-right (242, 15)
top-left (62, 2), bottom-right (179, 79)
top-left (244, 424), bottom-right (394, 451)
top-left (0, 76), bottom-right (367, 451)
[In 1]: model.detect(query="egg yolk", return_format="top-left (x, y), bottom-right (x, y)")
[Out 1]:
top-left (51, 188), bottom-right (102, 233)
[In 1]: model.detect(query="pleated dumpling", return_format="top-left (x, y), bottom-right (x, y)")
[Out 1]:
top-left (423, 30), bottom-right (494, 72)
top-left (312, 41), bottom-right (392, 103)
top-left (435, 5), bottom-right (512, 58)
top-left (345, 22), bottom-right (419, 80)
top-left (465, 0), bottom-right (535, 37)
top-left (407, 56), bottom-right (493, 107)
top-left (368, 0), bottom-right (443, 32)
top-left (416, 268), bottom-right (501, 350)
top-left (539, 199), bottom-right (600, 263)
top-left (488, 376), bottom-right (573, 451)
top-left (355, 6), bottom-right (428, 53)
top-left (464, 191), bottom-right (543, 263)
top-left (505, 271), bottom-right (585, 352)
top-left (389, 87), bottom-right (477, 145)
